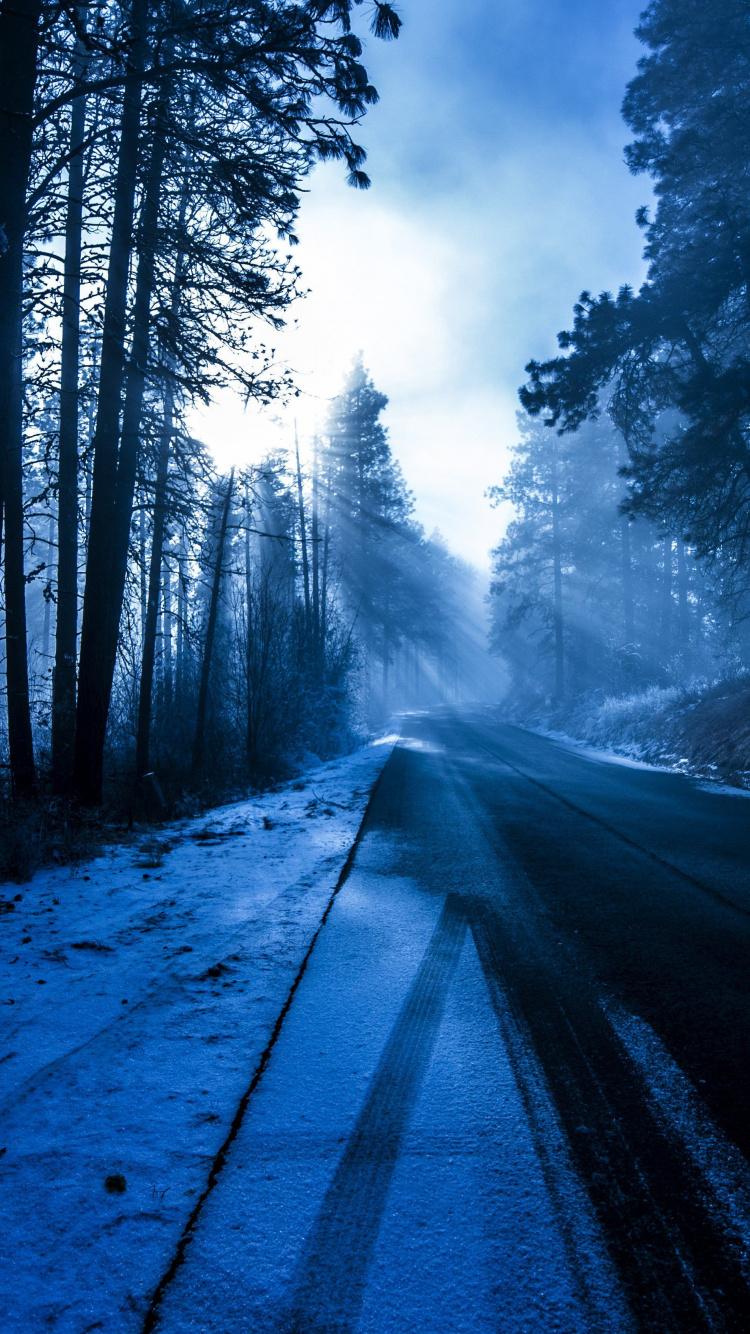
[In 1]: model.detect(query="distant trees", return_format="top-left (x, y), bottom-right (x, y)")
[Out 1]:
top-left (320, 356), bottom-right (485, 719)
top-left (489, 413), bottom-right (725, 703)
top-left (519, 0), bottom-right (750, 585)
top-left (493, 0), bottom-right (750, 703)
top-left (324, 355), bottom-right (412, 692)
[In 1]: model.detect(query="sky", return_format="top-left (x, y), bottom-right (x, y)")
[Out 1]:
top-left (196, 0), bottom-right (651, 572)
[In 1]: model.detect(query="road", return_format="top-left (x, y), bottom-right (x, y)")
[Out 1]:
top-left (149, 710), bottom-right (750, 1333)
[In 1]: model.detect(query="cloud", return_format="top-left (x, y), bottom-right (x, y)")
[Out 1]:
top-left (195, 0), bottom-right (650, 571)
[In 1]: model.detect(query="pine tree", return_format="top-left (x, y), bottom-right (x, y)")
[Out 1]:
top-left (520, 0), bottom-right (750, 597)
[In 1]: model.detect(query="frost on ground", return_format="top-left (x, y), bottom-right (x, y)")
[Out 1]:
top-left (507, 674), bottom-right (750, 790)
top-left (0, 736), bottom-right (396, 1334)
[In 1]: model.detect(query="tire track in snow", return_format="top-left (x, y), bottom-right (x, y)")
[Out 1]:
top-left (603, 997), bottom-right (750, 1282)
top-left (283, 893), bottom-right (467, 1334)
top-left (142, 757), bottom-right (390, 1334)
top-left (465, 892), bottom-right (749, 1332)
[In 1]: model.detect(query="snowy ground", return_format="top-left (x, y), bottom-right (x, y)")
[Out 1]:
top-left (152, 836), bottom-right (624, 1334)
top-left (0, 736), bottom-right (396, 1334)
top-left (527, 725), bottom-right (750, 797)
top-left (526, 726), bottom-right (749, 788)
top-left (508, 677), bottom-right (750, 790)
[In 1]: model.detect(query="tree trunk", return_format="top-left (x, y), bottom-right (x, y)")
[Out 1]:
top-left (621, 515), bottom-right (634, 643)
top-left (53, 31), bottom-right (87, 792)
top-left (42, 510), bottom-right (53, 663)
top-left (73, 2), bottom-right (160, 804)
top-left (163, 552), bottom-right (172, 714)
top-left (139, 508), bottom-right (147, 637)
top-left (176, 530), bottom-right (187, 700)
top-left (132, 144), bottom-right (188, 779)
top-left (643, 532), bottom-right (657, 670)
top-left (135, 389), bottom-right (172, 777)
top-left (320, 475), bottom-right (330, 655)
top-left (192, 470), bottom-right (234, 780)
top-left (660, 537), bottom-right (672, 663)
top-left (294, 427), bottom-right (311, 635)
top-left (677, 538), bottom-right (690, 649)
top-left (551, 446), bottom-right (564, 701)
top-left (83, 393), bottom-right (94, 541)
top-left (311, 436), bottom-right (320, 666)
top-left (617, 436), bottom-right (635, 646)
top-left (0, 0), bottom-right (42, 799)
top-left (244, 486), bottom-right (254, 775)
top-left (108, 63), bottom-right (173, 678)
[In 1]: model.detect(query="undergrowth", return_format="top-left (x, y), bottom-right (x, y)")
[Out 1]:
top-left (505, 673), bottom-right (750, 788)
top-left (0, 804), bottom-right (106, 884)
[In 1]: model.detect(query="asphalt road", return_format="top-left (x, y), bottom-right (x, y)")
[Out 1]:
top-left (151, 710), bottom-right (750, 1333)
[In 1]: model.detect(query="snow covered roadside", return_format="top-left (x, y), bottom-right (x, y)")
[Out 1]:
top-left (524, 724), bottom-right (750, 796)
top-left (0, 735), bottom-right (396, 1334)
top-left (506, 676), bottom-right (750, 791)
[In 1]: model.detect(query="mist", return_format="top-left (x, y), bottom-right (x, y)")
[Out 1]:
top-left (6, 2), bottom-right (750, 1328)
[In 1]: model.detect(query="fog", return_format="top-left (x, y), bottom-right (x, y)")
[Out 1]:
top-left (3, 0), bottom-right (745, 808)
top-left (197, 0), bottom-right (648, 572)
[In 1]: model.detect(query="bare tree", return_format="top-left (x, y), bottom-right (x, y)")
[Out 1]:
top-left (0, 0), bottom-right (43, 797)
top-left (192, 468), bottom-right (233, 780)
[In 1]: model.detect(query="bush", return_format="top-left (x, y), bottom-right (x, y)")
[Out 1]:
top-left (0, 804), bottom-right (104, 884)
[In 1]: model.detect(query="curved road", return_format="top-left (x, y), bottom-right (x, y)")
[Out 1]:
top-left (150, 710), bottom-right (750, 1333)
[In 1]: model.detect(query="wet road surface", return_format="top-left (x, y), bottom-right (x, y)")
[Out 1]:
top-left (149, 711), bottom-right (750, 1332)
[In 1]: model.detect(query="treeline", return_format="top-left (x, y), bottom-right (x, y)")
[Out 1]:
top-left (489, 413), bottom-right (741, 704)
top-left (315, 358), bottom-right (487, 721)
top-left (491, 0), bottom-right (750, 705)
top-left (103, 356), bottom-right (482, 799)
top-left (0, 0), bottom-right (412, 807)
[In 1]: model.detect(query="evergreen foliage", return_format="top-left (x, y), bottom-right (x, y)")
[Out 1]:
top-left (519, 0), bottom-right (750, 594)
top-left (495, 0), bottom-right (750, 707)
top-left (489, 414), bottom-right (737, 705)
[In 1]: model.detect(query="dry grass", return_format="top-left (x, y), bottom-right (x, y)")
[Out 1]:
top-left (136, 835), bottom-right (170, 868)
top-left (664, 678), bottom-right (750, 783)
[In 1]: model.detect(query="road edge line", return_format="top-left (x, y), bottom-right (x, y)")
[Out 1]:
top-left (141, 750), bottom-right (393, 1332)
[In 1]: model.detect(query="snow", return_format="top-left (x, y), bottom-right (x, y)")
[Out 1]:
top-left (529, 726), bottom-right (750, 795)
top-left (693, 781), bottom-right (750, 800)
top-left (0, 738), bottom-right (395, 1334)
top-left (604, 997), bottom-right (750, 1273)
top-left (529, 727), bottom-right (672, 773)
top-left (510, 678), bottom-right (750, 792)
top-left (152, 820), bottom-right (626, 1334)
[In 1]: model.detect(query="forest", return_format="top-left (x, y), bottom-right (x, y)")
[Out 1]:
top-left (0, 0), bottom-right (487, 830)
top-left (7, 4), bottom-right (750, 1327)
top-left (490, 0), bottom-right (750, 755)
top-left (4, 0), bottom-right (748, 831)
